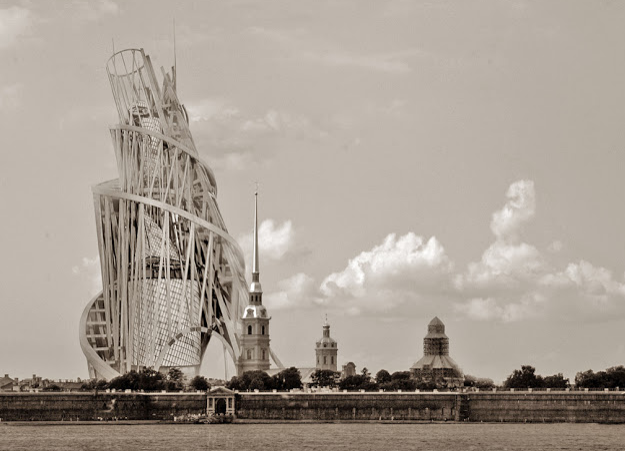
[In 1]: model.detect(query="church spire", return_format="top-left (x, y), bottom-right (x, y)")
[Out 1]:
top-left (250, 189), bottom-right (262, 294)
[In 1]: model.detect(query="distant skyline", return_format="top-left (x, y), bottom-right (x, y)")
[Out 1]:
top-left (1, 0), bottom-right (625, 384)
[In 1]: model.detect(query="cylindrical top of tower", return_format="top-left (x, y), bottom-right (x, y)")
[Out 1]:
top-left (427, 316), bottom-right (446, 335)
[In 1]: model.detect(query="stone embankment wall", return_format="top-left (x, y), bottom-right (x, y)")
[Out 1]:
top-left (467, 392), bottom-right (625, 423)
top-left (236, 392), bottom-right (460, 421)
top-left (0, 393), bottom-right (205, 421)
top-left (2, 391), bottom-right (625, 423)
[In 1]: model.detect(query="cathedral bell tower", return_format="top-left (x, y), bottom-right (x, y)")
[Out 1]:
top-left (315, 316), bottom-right (338, 371)
top-left (238, 191), bottom-right (271, 376)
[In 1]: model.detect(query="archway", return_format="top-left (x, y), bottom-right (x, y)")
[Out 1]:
top-left (215, 398), bottom-right (227, 415)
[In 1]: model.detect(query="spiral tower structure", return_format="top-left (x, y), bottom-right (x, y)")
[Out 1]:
top-left (79, 49), bottom-right (254, 380)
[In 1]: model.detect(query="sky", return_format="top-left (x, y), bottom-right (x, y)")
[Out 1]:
top-left (1, 0), bottom-right (625, 384)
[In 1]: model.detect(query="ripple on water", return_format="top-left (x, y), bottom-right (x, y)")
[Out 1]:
top-left (0, 423), bottom-right (622, 451)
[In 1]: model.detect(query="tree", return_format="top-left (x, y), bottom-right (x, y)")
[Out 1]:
top-left (138, 367), bottom-right (166, 391)
top-left (312, 369), bottom-right (338, 388)
top-left (375, 369), bottom-right (391, 384)
top-left (81, 379), bottom-right (108, 391)
top-left (475, 378), bottom-right (495, 390)
top-left (108, 370), bottom-right (141, 391)
top-left (165, 367), bottom-right (185, 391)
top-left (339, 375), bottom-right (366, 391)
top-left (226, 370), bottom-right (275, 391)
top-left (543, 373), bottom-right (569, 389)
top-left (503, 365), bottom-right (543, 389)
top-left (378, 371), bottom-right (416, 391)
top-left (338, 375), bottom-right (378, 391)
top-left (606, 366), bottom-right (625, 388)
top-left (189, 375), bottom-right (210, 391)
top-left (226, 376), bottom-right (244, 391)
top-left (576, 366), bottom-right (625, 389)
top-left (273, 367), bottom-right (302, 390)
top-left (464, 375), bottom-right (495, 390)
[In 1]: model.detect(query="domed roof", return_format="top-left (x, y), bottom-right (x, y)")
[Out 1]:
top-left (242, 304), bottom-right (269, 319)
top-left (429, 316), bottom-right (444, 326)
top-left (427, 316), bottom-right (446, 337)
top-left (317, 335), bottom-right (337, 345)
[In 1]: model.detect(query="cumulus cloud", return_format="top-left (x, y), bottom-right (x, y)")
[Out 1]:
top-left (317, 233), bottom-right (453, 315)
top-left (253, 179), bottom-right (625, 325)
top-left (0, 6), bottom-right (31, 49)
top-left (454, 180), bottom-right (625, 322)
top-left (72, 256), bottom-right (102, 296)
top-left (490, 179), bottom-right (535, 242)
top-left (238, 219), bottom-right (296, 267)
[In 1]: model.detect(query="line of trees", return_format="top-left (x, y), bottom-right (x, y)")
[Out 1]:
top-left (226, 367), bottom-right (303, 391)
top-left (80, 364), bottom-right (625, 393)
top-left (502, 365), bottom-right (625, 390)
top-left (80, 367), bottom-right (212, 392)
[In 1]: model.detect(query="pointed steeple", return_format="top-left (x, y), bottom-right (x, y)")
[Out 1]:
top-left (250, 189), bottom-right (262, 294)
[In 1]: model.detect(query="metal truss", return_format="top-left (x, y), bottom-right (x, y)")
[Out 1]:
top-left (79, 49), bottom-right (257, 379)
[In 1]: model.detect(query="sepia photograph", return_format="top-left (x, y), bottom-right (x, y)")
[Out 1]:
top-left (1, 0), bottom-right (625, 449)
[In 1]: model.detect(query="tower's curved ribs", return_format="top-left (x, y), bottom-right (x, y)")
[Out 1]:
top-left (79, 49), bottom-right (252, 379)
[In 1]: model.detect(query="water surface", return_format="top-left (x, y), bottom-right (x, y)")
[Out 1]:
top-left (1, 423), bottom-right (622, 450)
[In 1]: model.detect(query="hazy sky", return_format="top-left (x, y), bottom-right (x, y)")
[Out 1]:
top-left (1, 0), bottom-right (625, 384)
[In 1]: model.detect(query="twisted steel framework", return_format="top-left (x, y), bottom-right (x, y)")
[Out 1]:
top-left (79, 49), bottom-right (276, 379)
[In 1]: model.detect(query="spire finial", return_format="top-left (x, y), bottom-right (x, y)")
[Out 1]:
top-left (250, 186), bottom-right (262, 293)
top-left (253, 187), bottom-right (259, 275)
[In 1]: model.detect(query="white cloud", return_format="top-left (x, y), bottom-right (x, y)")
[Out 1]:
top-left (317, 233), bottom-right (453, 315)
top-left (0, 6), bottom-right (31, 49)
top-left (454, 180), bottom-right (625, 323)
top-left (188, 99), bottom-right (323, 170)
top-left (72, 256), bottom-right (102, 296)
top-left (246, 180), bottom-right (625, 324)
top-left (238, 219), bottom-right (295, 266)
top-left (490, 179), bottom-right (535, 242)
top-left (265, 273), bottom-right (317, 310)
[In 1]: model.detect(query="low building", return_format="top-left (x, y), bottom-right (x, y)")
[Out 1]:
top-left (410, 317), bottom-right (463, 388)
top-left (207, 386), bottom-right (235, 415)
top-left (0, 374), bottom-right (17, 392)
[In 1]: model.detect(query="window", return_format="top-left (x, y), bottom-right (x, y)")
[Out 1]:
top-left (324, 356), bottom-right (327, 365)
top-left (228, 398), bottom-right (232, 408)
top-left (262, 349), bottom-right (266, 360)
top-left (248, 325), bottom-right (252, 335)
top-left (323, 344), bottom-right (327, 348)
top-left (317, 356), bottom-right (319, 364)
top-left (247, 349), bottom-right (252, 359)
top-left (261, 325), bottom-right (265, 335)
top-left (331, 356), bottom-right (334, 364)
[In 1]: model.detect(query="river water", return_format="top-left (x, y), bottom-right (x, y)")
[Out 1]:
top-left (1, 423), bottom-right (623, 450)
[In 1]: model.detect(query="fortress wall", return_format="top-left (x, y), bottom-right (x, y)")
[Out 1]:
top-left (467, 392), bottom-right (625, 424)
top-left (0, 393), bottom-right (205, 421)
top-left (236, 393), bottom-right (459, 421)
top-left (2, 392), bottom-right (625, 423)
